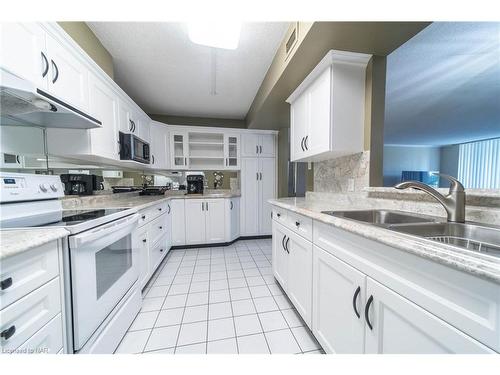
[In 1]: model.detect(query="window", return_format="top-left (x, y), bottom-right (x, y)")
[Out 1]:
top-left (457, 138), bottom-right (500, 189)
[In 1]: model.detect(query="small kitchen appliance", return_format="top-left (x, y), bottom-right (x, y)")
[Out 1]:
top-left (186, 173), bottom-right (204, 194)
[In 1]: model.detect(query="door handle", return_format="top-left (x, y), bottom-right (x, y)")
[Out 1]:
top-left (256, 173), bottom-right (259, 180)
top-left (301, 137), bottom-right (305, 152)
top-left (41, 52), bottom-right (49, 77)
top-left (352, 286), bottom-right (361, 318)
top-left (206, 202), bottom-right (208, 211)
top-left (304, 135), bottom-right (309, 150)
top-left (281, 235), bottom-right (286, 252)
top-left (152, 155), bottom-right (155, 164)
top-left (285, 237), bottom-right (290, 253)
top-left (259, 145), bottom-right (262, 154)
top-left (51, 60), bottom-right (59, 83)
top-left (365, 295), bottom-right (374, 330)
top-left (202, 202), bottom-right (204, 211)
top-left (259, 172), bottom-right (262, 180)
top-left (167, 204), bottom-right (171, 214)
top-left (230, 201), bottom-right (233, 210)
top-left (256, 145), bottom-right (259, 154)
top-left (184, 157), bottom-right (187, 165)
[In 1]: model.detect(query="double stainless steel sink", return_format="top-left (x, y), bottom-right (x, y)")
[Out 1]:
top-left (322, 209), bottom-right (500, 258)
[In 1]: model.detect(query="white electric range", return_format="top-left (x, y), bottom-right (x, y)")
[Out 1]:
top-left (0, 172), bottom-right (142, 353)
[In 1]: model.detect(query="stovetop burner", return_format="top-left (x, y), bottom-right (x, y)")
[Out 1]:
top-left (43, 208), bottom-right (129, 227)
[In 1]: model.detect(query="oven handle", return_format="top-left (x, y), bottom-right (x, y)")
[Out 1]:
top-left (69, 214), bottom-right (139, 248)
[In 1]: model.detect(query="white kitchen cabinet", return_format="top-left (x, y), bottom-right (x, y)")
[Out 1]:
top-left (312, 245), bottom-right (366, 354)
top-left (150, 121), bottom-right (170, 169)
top-left (226, 197), bottom-right (240, 241)
top-left (184, 200), bottom-right (207, 245)
top-left (170, 131), bottom-right (189, 169)
top-left (364, 277), bottom-right (493, 354)
top-left (45, 32), bottom-right (89, 112)
top-left (135, 115), bottom-right (151, 144)
top-left (165, 201), bottom-right (173, 249)
top-left (0, 23), bottom-right (47, 89)
top-left (224, 134), bottom-right (240, 170)
top-left (118, 101), bottom-right (135, 134)
top-left (241, 133), bottom-right (275, 157)
top-left (171, 199), bottom-right (186, 246)
top-left (287, 50), bottom-right (371, 162)
top-left (240, 157), bottom-right (275, 236)
top-left (272, 222), bottom-right (289, 288)
top-left (135, 227), bottom-right (149, 289)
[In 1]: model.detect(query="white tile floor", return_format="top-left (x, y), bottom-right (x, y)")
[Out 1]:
top-left (115, 238), bottom-right (324, 354)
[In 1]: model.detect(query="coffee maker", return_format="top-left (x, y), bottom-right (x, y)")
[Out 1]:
top-left (60, 174), bottom-right (104, 195)
top-left (186, 173), bottom-right (204, 195)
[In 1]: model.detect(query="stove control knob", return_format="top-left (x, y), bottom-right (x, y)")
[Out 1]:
top-left (39, 183), bottom-right (48, 192)
top-left (50, 184), bottom-right (58, 192)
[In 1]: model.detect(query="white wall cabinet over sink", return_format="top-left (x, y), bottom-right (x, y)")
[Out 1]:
top-left (287, 50), bottom-right (372, 162)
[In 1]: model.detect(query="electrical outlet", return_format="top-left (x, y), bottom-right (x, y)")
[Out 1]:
top-left (348, 178), bottom-right (355, 192)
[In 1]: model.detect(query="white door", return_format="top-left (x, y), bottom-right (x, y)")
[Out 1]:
top-left (312, 245), bottom-right (366, 354)
top-left (45, 33), bottom-right (89, 112)
top-left (135, 227), bottom-right (150, 289)
top-left (287, 232), bottom-right (313, 328)
top-left (272, 222), bottom-right (289, 290)
top-left (150, 122), bottom-right (169, 169)
top-left (88, 74), bottom-right (118, 160)
top-left (118, 101), bottom-right (134, 134)
top-left (184, 200), bottom-right (206, 245)
top-left (230, 198), bottom-right (240, 240)
top-left (259, 134), bottom-right (275, 157)
top-left (306, 67), bottom-right (331, 157)
top-left (259, 157), bottom-right (275, 235)
top-left (171, 199), bottom-right (186, 246)
top-left (0, 23), bottom-right (47, 89)
top-left (224, 134), bottom-right (240, 170)
top-left (364, 277), bottom-right (493, 354)
top-left (240, 158), bottom-right (260, 236)
top-left (136, 115), bottom-right (150, 143)
top-left (170, 131), bottom-right (188, 169)
top-left (290, 93), bottom-right (308, 161)
top-left (241, 133), bottom-right (259, 157)
top-left (205, 199), bottom-right (226, 243)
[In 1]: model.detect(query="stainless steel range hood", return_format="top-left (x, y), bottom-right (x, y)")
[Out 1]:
top-left (0, 69), bottom-right (102, 129)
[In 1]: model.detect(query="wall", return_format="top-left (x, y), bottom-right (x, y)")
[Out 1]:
top-left (150, 114), bottom-right (246, 129)
top-left (314, 151), bottom-right (370, 193)
top-left (57, 22), bottom-right (114, 79)
top-left (383, 145), bottom-right (441, 186)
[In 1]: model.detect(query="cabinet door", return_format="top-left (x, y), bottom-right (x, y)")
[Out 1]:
top-left (136, 115), bottom-right (150, 143)
top-left (184, 200), bottom-right (206, 245)
top-left (306, 67), bottom-right (331, 157)
top-left (45, 33), bottom-right (89, 111)
top-left (259, 157), bottom-right (275, 235)
top-left (259, 134), bottom-right (275, 157)
top-left (0, 23), bottom-right (47, 89)
top-left (165, 202), bottom-right (172, 250)
top-left (240, 158), bottom-right (260, 236)
top-left (170, 131), bottom-right (188, 169)
top-left (171, 199), bottom-right (186, 246)
top-left (230, 198), bottom-right (240, 240)
top-left (312, 245), bottom-right (366, 354)
top-left (272, 222), bottom-right (289, 290)
top-left (205, 199), bottom-right (226, 243)
top-left (224, 134), bottom-right (240, 170)
top-left (88, 74), bottom-right (118, 160)
top-left (134, 228), bottom-right (150, 289)
top-left (290, 93), bottom-right (308, 161)
top-left (150, 122), bottom-right (169, 169)
top-left (364, 277), bottom-right (493, 354)
top-left (287, 232), bottom-right (313, 328)
top-left (241, 134), bottom-right (259, 157)
top-left (118, 101), bottom-right (134, 134)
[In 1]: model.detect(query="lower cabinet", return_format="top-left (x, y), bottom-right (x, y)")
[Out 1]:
top-left (311, 245), bottom-right (494, 354)
top-left (171, 199), bottom-right (186, 246)
top-left (272, 221), bottom-right (313, 328)
top-left (135, 227), bottom-right (149, 289)
top-left (226, 197), bottom-right (240, 242)
top-left (185, 199), bottom-right (226, 245)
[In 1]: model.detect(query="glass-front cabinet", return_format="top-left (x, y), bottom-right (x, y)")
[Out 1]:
top-left (170, 131), bottom-right (189, 169)
top-left (224, 134), bottom-right (240, 170)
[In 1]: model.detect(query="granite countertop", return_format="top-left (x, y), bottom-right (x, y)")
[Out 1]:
top-left (0, 228), bottom-right (69, 260)
top-left (269, 197), bottom-right (500, 284)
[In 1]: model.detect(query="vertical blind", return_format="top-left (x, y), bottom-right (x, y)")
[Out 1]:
top-left (457, 138), bottom-right (500, 189)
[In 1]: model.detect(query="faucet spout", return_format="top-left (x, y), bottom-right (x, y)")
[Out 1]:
top-left (394, 174), bottom-right (466, 223)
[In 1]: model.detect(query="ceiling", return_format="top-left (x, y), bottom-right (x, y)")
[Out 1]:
top-left (384, 22), bottom-right (500, 146)
top-left (87, 22), bottom-right (288, 119)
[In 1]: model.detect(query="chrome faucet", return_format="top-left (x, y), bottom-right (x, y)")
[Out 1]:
top-left (394, 173), bottom-right (466, 223)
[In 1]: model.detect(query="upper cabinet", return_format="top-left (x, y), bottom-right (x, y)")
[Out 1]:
top-left (241, 133), bottom-right (275, 157)
top-left (149, 121), bottom-right (170, 170)
top-left (170, 130), bottom-right (189, 169)
top-left (224, 134), bottom-right (240, 170)
top-left (287, 50), bottom-right (371, 162)
top-left (118, 102), bottom-right (150, 143)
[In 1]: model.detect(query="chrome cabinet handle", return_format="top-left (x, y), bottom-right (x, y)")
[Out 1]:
top-left (352, 286), bottom-right (361, 318)
top-left (41, 52), bottom-right (49, 77)
top-left (51, 60), bottom-right (59, 83)
top-left (365, 295), bottom-right (374, 330)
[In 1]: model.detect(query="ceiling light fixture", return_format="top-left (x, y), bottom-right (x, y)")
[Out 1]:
top-left (187, 22), bottom-right (242, 50)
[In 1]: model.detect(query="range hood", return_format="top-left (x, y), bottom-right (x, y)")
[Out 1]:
top-left (0, 69), bottom-right (102, 129)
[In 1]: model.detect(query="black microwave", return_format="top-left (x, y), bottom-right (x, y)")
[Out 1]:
top-left (119, 132), bottom-right (150, 164)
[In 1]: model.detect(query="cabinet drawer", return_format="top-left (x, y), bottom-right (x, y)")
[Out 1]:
top-left (272, 207), bottom-right (287, 225)
top-left (149, 234), bottom-right (168, 273)
top-left (0, 241), bottom-right (60, 309)
top-left (15, 313), bottom-right (63, 354)
top-left (0, 277), bottom-right (61, 351)
top-left (138, 202), bottom-right (168, 227)
top-left (148, 214), bottom-right (167, 245)
top-left (286, 211), bottom-right (313, 241)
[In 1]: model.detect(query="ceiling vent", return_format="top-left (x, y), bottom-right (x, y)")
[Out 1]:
top-left (284, 22), bottom-right (299, 61)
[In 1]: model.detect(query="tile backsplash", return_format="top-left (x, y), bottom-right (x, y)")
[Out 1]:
top-left (313, 151), bottom-right (370, 193)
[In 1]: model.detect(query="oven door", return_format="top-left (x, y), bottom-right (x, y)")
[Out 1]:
top-left (69, 213), bottom-right (139, 351)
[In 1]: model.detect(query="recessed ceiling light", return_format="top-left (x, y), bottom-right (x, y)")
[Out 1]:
top-left (187, 22), bottom-right (242, 50)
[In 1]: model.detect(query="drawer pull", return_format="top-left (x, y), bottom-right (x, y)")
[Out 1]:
top-left (277, 213), bottom-right (281, 217)
top-left (142, 239), bottom-right (147, 243)
top-left (295, 221), bottom-right (300, 227)
top-left (1, 325), bottom-right (16, 340)
top-left (159, 226), bottom-right (163, 229)
top-left (141, 215), bottom-right (146, 220)
top-left (160, 248), bottom-right (164, 252)
top-left (1, 277), bottom-right (13, 290)
top-left (285, 237), bottom-right (290, 253)
top-left (158, 208), bottom-right (162, 211)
